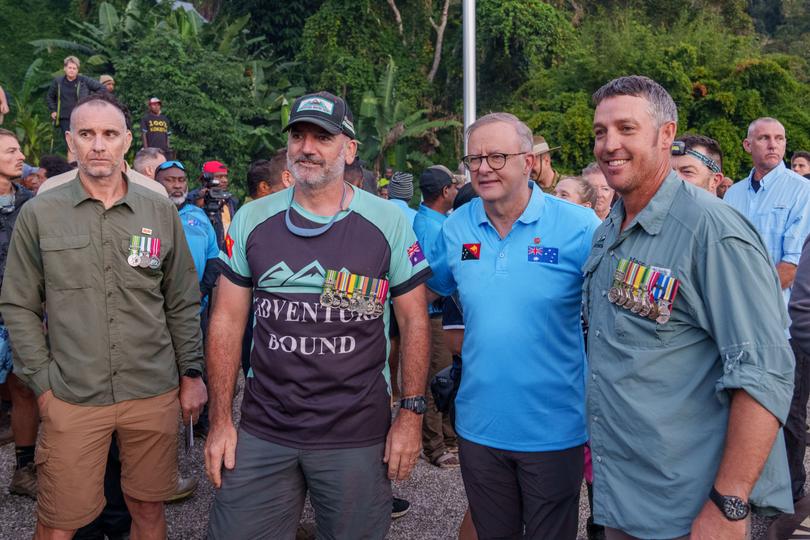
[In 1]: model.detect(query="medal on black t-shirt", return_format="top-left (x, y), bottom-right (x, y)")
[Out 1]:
top-left (320, 269), bottom-right (338, 307)
top-left (372, 278), bottom-right (389, 317)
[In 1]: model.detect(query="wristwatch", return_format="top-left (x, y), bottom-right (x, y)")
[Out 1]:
top-left (399, 396), bottom-right (428, 414)
top-left (709, 486), bottom-right (750, 521)
top-left (183, 368), bottom-right (203, 379)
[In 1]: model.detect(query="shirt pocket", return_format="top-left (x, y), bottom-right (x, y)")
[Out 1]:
top-left (120, 239), bottom-right (162, 289)
top-left (614, 308), bottom-right (674, 347)
top-left (758, 206), bottom-right (788, 240)
top-left (40, 234), bottom-right (92, 290)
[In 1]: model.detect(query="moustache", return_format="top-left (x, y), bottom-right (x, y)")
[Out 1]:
top-left (295, 157), bottom-right (325, 166)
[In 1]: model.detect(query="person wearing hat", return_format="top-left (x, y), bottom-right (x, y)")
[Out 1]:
top-left (531, 134), bottom-right (562, 194)
top-left (387, 171), bottom-right (417, 226)
top-left (139, 97), bottom-right (171, 155)
top-left (188, 160), bottom-right (239, 251)
top-left (205, 90), bottom-right (431, 539)
top-left (413, 165), bottom-right (460, 468)
top-left (99, 75), bottom-right (115, 94)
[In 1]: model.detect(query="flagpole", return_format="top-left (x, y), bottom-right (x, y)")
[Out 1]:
top-left (462, 0), bottom-right (476, 157)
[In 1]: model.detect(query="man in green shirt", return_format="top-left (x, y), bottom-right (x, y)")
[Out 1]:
top-left (0, 93), bottom-right (207, 538)
top-left (583, 76), bottom-right (793, 538)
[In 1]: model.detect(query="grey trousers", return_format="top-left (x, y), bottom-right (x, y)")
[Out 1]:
top-left (207, 429), bottom-right (391, 540)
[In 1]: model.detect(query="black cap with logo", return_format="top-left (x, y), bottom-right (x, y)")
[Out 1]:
top-left (283, 91), bottom-right (356, 139)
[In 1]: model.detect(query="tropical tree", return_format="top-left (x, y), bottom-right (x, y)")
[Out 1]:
top-left (358, 58), bottom-right (459, 174)
top-left (11, 59), bottom-right (54, 162)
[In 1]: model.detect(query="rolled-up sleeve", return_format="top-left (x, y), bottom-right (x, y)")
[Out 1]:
top-left (160, 209), bottom-right (204, 374)
top-left (0, 205), bottom-right (50, 395)
top-left (700, 236), bottom-right (794, 423)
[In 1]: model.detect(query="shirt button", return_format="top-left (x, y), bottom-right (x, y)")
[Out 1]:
top-left (596, 455), bottom-right (603, 463)
top-left (592, 373), bottom-right (596, 381)
top-left (111, 344), bottom-right (117, 349)
top-left (499, 252), bottom-right (505, 258)
top-left (107, 291), bottom-right (112, 297)
top-left (109, 318), bottom-right (114, 323)
top-left (593, 416), bottom-right (599, 422)
top-left (595, 330), bottom-right (601, 337)
top-left (601, 290), bottom-right (606, 296)
top-left (105, 265), bottom-right (111, 272)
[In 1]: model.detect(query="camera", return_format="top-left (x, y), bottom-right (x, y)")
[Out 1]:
top-left (203, 178), bottom-right (232, 217)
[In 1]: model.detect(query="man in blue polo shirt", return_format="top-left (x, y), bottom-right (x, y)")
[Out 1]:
top-left (429, 112), bottom-right (600, 538)
top-left (155, 160), bottom-right (220, 306)
top-left (413, 165), bottom-right (460, 468)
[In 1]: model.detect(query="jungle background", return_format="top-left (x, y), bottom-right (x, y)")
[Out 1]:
top-left (0, 0), bottom-right (809, 196)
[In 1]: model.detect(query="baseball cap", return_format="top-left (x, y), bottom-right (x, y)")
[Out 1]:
top-left (148, 97), bottom-right (161, 104)
top-left (284, 91), bottom-right (356, 139)
top-left (203, 161), bottom-right (228, 174)
top-left (419, 165), bottom-right (458, 195)
top-left (21, 164), bottom-right (39, 179)
top-left (532, 135), bottom-right (560, 155)
top-left (99, 74), bottom-right (114, 84)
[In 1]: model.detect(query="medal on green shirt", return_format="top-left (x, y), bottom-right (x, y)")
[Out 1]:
top-left (127, 235), bottom-right (141, 267)
top-left (608, 258), bottom-right (629, 304)
top-left (138, 236), bottom-right (150, 268)
top-left (149, 237), bottom-right (161, 270)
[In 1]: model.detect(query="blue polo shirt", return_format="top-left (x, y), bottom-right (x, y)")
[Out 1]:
top-left (429, 183), bottom-right (600, 451)
top-left (388, 198), bottom-right (417, 228)
top-left (178, 203), bottom-right (219, 282)
top-left (413, 203), bottom-right (447, 316)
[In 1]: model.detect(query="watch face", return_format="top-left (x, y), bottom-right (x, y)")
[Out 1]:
top-left (723, 497), bottom-right (749, 520)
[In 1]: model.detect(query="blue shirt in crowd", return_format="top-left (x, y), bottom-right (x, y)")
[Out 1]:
top-left (429, 182), bottom-right (600, 451)
top-left (413, 203), bottom-right (447, 317)
top-left (388, 198), bottom-right (417, 228)
top-left (724, 162), bottom-right (810, 304)
top-left (178, 203), bottom-right (219, 283)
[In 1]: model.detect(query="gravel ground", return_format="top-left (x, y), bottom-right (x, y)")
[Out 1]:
top-left (0, 378), bottom-right (794, 539)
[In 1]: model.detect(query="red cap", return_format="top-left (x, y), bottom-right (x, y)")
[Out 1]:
top-left (202, 161), bottom-right (228, 174)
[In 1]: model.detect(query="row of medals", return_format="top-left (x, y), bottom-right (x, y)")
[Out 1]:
top-left (607, 263), bottom-right (673, 324)
top-left (319, 270), bottom-right (388, 318)
top-left (127, 236), bottom-right (161, 270)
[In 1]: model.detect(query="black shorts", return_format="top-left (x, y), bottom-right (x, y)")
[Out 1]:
top-left (459, 438), bottom-right (583, 539)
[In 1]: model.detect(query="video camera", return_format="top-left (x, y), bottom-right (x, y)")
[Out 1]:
top-left (202, 177), bottom-right (232, 218)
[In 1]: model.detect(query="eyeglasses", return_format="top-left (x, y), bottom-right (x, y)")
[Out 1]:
top-left (462, 152), bottom-right (527, 172)
top-left (157, 160), bottom-right (186, 171)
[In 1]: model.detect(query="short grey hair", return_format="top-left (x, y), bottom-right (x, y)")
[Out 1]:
top-left (133, 147), bottom-right (166, 174)
top-left (582, 161), bottom-right (601, 176)
top-left (592, 75), bottom-right (678, 127)
top-left (747, 117), bottom-right (784, 138)
top-left (466, 112), bottom-right (533, 152)
top-left (561, 175), bottom-right (598, 208)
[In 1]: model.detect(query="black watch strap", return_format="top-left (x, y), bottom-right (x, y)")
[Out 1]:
top-left (183, 368), bottom-right (203, 378)
top-left (399, 395), bottom-right (427, 414)
top-left (709, 486), bottom-right (750, 521)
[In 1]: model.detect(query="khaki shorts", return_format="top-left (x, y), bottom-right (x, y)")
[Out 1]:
top-left (36, 389), bottom-right (179, 530)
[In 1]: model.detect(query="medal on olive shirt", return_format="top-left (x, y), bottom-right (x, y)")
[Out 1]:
top-left (127, 235), bottom-right (141, 266)
top-left (138, 237), bottom-right (150, 268)
top-left (149, 237), bottom-right (162, 270)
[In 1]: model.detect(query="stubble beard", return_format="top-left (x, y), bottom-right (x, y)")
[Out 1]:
top-left (287, 144), bottom-right (347, 192)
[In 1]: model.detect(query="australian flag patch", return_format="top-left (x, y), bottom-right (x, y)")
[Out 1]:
top-left (528, 246), bottom-right (558, 264)
top-left (407, 241), bottom-right (426, 266)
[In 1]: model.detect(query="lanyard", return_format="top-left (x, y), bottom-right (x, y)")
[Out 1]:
top-left (284, 182), bottom-right (350, 238)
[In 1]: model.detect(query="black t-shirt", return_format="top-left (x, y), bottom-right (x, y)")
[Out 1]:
top-left (140, 113), bottom-right (171, 151)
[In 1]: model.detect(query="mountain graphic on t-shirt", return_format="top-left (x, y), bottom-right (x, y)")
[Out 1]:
top-left (256, 260), bottom-right (329, 292)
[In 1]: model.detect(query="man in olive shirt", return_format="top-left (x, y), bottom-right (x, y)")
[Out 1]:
top-left (0, 93), bottom-right (207, 538)
top-left (584, 76), bottom-right (793, 538)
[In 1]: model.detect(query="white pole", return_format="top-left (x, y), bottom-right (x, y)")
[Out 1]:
top-left (462, 0), bottom-right (476, 157)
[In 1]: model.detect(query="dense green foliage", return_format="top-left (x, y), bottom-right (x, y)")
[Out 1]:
top-left (1, 0), bottom-right (810, 187)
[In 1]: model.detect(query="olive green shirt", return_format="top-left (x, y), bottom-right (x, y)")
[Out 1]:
top-left (0, 175), bottom-right (203, 404)
top-left (583, 172), bottom-right (794, 537)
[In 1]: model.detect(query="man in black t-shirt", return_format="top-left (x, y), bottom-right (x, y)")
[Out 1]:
top-left (140, 97), bottom-right (172, 155)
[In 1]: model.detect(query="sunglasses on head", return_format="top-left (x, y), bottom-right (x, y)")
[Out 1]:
top-left (157, 160), bottom-right (186, 172)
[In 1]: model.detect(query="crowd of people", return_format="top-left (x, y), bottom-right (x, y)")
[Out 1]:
top-left (1, 57), bottom-right (810, 540)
